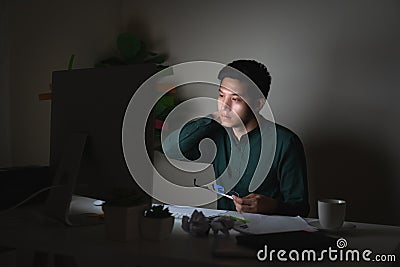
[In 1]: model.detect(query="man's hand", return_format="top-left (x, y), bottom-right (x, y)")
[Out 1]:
top-left (232, 193), bottom-right (278, 214)
top-left (211, 112), bottom-right (222, 124)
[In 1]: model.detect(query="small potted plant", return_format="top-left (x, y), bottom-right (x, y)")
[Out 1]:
top-left (102, 188), bottom-right (150, 242)
top-left (140, 205), bottom-right (174, 240)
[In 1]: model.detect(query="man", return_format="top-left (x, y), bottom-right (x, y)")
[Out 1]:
top-left (163, 60), bottom-right (309, 217)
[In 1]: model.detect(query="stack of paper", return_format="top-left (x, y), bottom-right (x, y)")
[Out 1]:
top-left (234, 213), bottom-right (316, 234)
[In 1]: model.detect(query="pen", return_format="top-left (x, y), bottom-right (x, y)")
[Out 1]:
top-left (193, 179), bottom-right (234, 200)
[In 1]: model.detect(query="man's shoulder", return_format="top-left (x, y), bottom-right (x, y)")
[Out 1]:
top-left (275, 123), bottom-right (299, 140)
top-left (259, 117), bottom-right (301, 144)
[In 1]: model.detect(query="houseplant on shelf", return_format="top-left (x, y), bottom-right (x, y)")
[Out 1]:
top-left (102, 188), bottom-right (151, 242)
top-left (140, 205), bottom-right (174, 240)
top-left (95, 32), bottom-right (168, 71)
top-left (95, 32), bottom-right (175, 150)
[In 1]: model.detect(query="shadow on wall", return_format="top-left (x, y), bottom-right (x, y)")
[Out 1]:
top-left (306, 137), bottom-right (397, 226)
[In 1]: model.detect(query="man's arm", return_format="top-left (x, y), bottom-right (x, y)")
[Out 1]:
top-left (162, 114), bottom-right (222, 161)
top-left (232, 134), bottom-right (309, 217)
top-left (275, 135), bottom-right (309, 217)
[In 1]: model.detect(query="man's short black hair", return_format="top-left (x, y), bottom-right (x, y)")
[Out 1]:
top-left (217, 59), bottom-right (271, 99)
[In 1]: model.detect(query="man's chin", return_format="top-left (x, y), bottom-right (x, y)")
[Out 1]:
top-left (220, 120), bottom-right (234, 128)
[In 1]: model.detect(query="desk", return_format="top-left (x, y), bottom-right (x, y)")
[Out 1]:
top-left (0, 206), bottom-right (399, 267)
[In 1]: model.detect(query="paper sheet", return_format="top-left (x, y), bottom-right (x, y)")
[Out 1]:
top-left (234, 213), bottom-right (317, 234)
top-left (166, 205), bottom-right (224, 218)
top-left (166, 205), bottom-right (316, 234)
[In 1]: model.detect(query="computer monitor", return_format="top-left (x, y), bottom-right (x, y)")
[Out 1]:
top-left (45, 64), bottom-right (157, 225)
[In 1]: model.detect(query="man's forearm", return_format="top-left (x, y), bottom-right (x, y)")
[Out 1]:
top-left (162, 116), bottom-right (220, 160)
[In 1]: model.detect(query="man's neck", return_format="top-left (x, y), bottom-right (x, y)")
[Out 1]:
top-left (232, 116), bottom-right (259, 141)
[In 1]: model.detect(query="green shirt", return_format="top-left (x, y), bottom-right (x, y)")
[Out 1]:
top-left (163, 116), bottom-right (309, 216)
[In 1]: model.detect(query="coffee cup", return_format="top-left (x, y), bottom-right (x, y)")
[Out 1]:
top-left (318, 199), bottom-right (346, 230)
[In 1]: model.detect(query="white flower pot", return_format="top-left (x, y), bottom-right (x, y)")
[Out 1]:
top-left (103, 203), bottom-right (150, 242)
top-left (140, 216), bottom-right (174, 240)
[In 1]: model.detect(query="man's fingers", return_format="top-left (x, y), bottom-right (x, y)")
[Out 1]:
top-left (239, 204), bottom-right (255, 213)
top-left (234, 202), bottom-right (254, 213)
top-left (234, 194), bottom-right (278, 214)
top-left (232, 198), bottom-right (243, 212)
top-left (243, 193), bottom-right (257, 199)
top-left (233, 196), bottom-right (253, 205)
top-left (211, 112), bottom-right (221, 124)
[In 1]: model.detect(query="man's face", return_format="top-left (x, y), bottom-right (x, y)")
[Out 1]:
top-left (217, 77), bottom-right (255, 128)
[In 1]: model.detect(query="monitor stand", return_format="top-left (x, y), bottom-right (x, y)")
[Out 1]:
top-left (45, 133), bottom-right (104, 226)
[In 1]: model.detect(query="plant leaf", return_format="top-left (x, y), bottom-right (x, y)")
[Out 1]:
top-left (144, 54), bottom-right (167, 64)
top-left (98, 56), bottom-right (126, 66)
top-left (67, 54), bottom-right (75, 70)
top-left (147, 51), bottom-right (157, 56)
top-left (126, 47), bottom-right (147, 64)
top-left (117, 32), bottom-right (141, 60)
top-left (156, 65), bottom-right (173, 74)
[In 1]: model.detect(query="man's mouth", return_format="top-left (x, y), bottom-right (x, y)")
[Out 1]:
top-left (220, 114), bottom-right (232, 120)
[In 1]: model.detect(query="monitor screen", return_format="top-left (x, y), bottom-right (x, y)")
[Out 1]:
top-left (49, 64), bottom-right (157, 201)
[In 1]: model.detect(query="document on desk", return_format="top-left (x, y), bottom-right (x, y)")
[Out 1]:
top-left (166, 205), bottom-right (224, 218)
top-left (165, 205), bottom-right (316, 234)
top-left (234, 213), bottom-right (317, 235)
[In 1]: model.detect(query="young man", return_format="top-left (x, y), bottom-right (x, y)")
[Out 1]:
top-left (163, 60), bottom-right (309, 217)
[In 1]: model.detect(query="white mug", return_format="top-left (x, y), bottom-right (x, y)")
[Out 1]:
top-left (318, 199), bottom-right (346, 230)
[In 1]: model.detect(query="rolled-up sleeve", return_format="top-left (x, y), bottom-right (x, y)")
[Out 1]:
top-left (162, 116), bottom-right (220, 161)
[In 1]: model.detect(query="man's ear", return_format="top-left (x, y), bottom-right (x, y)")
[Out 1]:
top-left (254, 98), bottom-right (266, 112)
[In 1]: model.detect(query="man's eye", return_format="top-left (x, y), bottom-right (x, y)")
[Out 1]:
top-left (232, 98), bottom-right (240, 102)
top-left (219, 94), bottom-right (224, 98)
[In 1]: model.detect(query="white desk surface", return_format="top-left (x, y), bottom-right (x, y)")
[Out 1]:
top-left (0, 206), bottom-right (399, 267)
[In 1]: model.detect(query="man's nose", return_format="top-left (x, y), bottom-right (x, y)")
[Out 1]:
top-left (221, 99), bottom-right (231, 110)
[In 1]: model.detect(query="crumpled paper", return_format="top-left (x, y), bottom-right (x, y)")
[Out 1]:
top-left (182, 210), bottom-right (210, 237)
top-left (209, 216), bottom-right (235, 236)
top-left (182, 210), bottom-right (235, 237)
